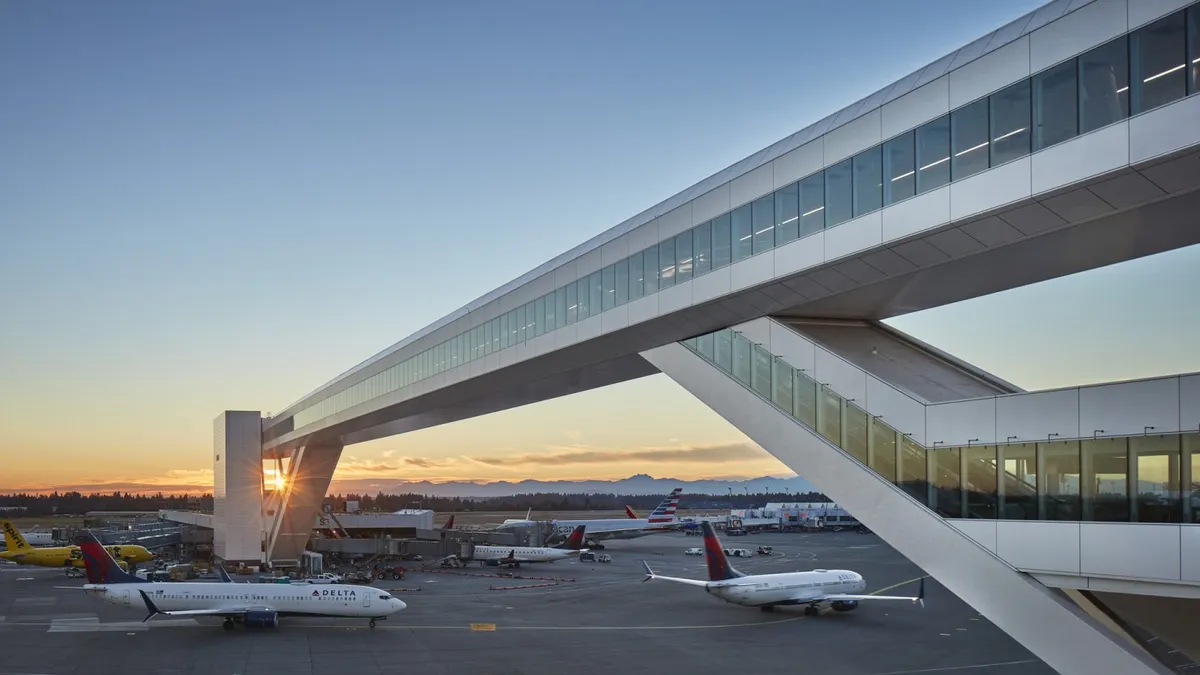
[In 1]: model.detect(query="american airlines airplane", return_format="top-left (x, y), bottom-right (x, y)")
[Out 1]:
top-left (64, 534), bottom-right (406, 629)
top-left (498, 489), bottom-right (684, 545)
top-left (642, 521), bottom-right (925, 616)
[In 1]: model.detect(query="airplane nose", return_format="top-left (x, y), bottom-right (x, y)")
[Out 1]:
top-left (392, 598), bottom-right (407, 612)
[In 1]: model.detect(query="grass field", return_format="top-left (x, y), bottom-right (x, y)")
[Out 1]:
top-left (1, 515), bottom-right (88, 528)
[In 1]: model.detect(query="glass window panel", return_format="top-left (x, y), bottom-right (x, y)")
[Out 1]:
top-left (1033, 59), bottom-right (1078, 151)
top-left (932, 447), bottom-right (963, 518)
top-left (965, 445), bottom-right (999, 519)
top-left (589, 271), bottom-right (602, 314)
top-left (711, 213), bottom-right (732, 269)
top-left (675, 231), bottom-right (693, 283)
top-left (1187, 433), bottom-right (1200, 523)
top-left (952, 97), bottom-right (990, 180)
top-left (499, 312), bottom-right (509, 349)
top-left (535, 296), bottom-right (546, 336)
top-left (793, 369), bottom-right (817, 428)
top-left (824, 159), bottom-right (853, 227)
top-left (1132, 435), bottom-right (1181, 523)
top-left (990, 79), bottom-right (1031, 165)
top-left (628, 252), bottom-right (644, 301)
top-left (731, 333), bottom-right (752, 385)
top-left (565, 283), bottom-right (578, 324)
top-left (601, 265), bottom-right (616, 311)
top-left (1083, 437), bottom-right (1129, 522)
top-left (751, 194), bottom-right (774, 254)
top-left (1001, 443), bottom-right (1038, 520)
top-left (899, 436), bottom-right (929, 506)
top-left (731, 204), bottom-right (753, 261)
top-left (816, 386), bottom-right (843, 446)
top-left (517, 304), bottom-right (527, 342)
top-left (491, 318), bottom-right (501, 353)
top-left (658, 238), bottom-right (675, 289)
top-left (696, 332), bottom-right (715, 360)
top-left (852, 146), bottom-right (883, 217)
top-left (1080, 37), bottom-right (1130, 133)
top-left (714, 329), bottom-right (733, 373)
top-left (1191, 6), bottom-right (1200, 94)
top-left (771, 357), bottom-right (793, 412)
top-left (844, 403), bottom-right (869, 465)
top-left (883, 131), bottom-right (915, 206)
top-left (554, 286), bottom-right (566, 329)
top-left (915, 115), bottom-right (951, 194)
top-left (614, 258), bottom-right (629, 306)
top-left (693, 222), bottom-right (712, 276)
top-left (1131, 12), bottom-right (1188, 114)
top-left (774, 183), bottom-right (799, 245)
top-left (642, 246), bottom-right (659, 294)
top-left (869, 418), bottom-right (898, 483)
top-left (750, 344), bottom-right (772, 399)
top-left (798, 172), bottom-right (825, 236)
top-left (576, 278), bottom-right (590, 319)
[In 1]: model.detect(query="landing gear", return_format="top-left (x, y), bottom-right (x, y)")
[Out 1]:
top-left (223, 618), bottom-right (235, 631)
top-left (369, 619), bottom-right (376, 629)
top-left (368, 616), bottom-right (386, 629)
top-left (759, 605), bottom-right (776, 613)
top-left (803, 605), bottom-right (819, 617)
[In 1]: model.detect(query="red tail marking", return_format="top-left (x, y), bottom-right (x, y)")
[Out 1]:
top-left (625, 506), bottom-right (638, 519)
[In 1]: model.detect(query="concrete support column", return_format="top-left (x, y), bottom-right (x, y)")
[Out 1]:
top-left (213, 411), bottom-right (264, 566)
top-left (263, 441), bottom-right (343, 566)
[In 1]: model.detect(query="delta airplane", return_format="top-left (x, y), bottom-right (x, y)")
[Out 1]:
top-left (642, 521), bottom-right (925, 616)
top-left (464, 525), bottom-right (588, 566)
top-left (64, 534), bottom-right (406, 629)
top-left (498, 489), bottom-right (684, 545)
top-left (1, 520), bottom-right (153, 571)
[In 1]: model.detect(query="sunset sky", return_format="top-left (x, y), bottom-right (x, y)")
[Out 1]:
top-left (3, 1), bottom-right (1199, 495)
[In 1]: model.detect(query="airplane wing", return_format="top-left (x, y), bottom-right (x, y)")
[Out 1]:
top-left (137, 590), bottom-right (258, 622)
top-left (821, 578), bottom-right (926, 605)
top-left (641, 561), bottom-right (709, 587)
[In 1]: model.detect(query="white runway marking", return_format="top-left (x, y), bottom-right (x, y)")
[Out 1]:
top-left (13, 598), bottom-right (56, 607)
top-left (47, 617), bottom-right (199, 633)
top-left (865, 659), bottom-right (1041, 674)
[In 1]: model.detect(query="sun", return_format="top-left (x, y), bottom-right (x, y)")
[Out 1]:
top-left (272, 474), bottom-right (286, 491)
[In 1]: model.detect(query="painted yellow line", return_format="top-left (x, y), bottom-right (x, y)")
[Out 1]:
top-left (470, 623), bottom-right (496, 631)
top-left (869, 575), bottom-right (929, 596)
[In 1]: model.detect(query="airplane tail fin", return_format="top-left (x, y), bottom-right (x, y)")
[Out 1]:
top-left (77, 532), bottom-right (139, 585)
top-left (1, 520), bottom-right (30, 551)
top-left (701, 521), bottom-right (744, 581)
top-left (624, 506), bottom-right (639, 519)
top-left (647, 488), bottom-right (683, 523)
top-left (442, 515), bottom-right (455, 530)
top-left (556, 525), bottom-right (587, 550)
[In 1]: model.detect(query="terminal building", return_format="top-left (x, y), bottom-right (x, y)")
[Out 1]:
top-left (197, 1), bottom-right (1200, 673)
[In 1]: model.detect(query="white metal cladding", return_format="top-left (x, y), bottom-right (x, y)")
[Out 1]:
top-left (271, 0), bottom-right (1200, 429)
top-left (272, 0), bottom-right (1160, 414)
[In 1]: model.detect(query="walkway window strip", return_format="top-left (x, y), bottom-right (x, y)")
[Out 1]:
top-left (288, 4), bottom-right (1200, 431)
top-left (683, 328), bottom-right (1200, 526)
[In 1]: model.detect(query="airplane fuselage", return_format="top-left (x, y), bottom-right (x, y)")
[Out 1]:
top-left (85, 581), bottom-right (405, 619)
top-left (0, 544), bottom-right (153, 569)
top-left (706, 570), bottom-right (867, 607)
top-left (469, 545), bottom-right (579, 563)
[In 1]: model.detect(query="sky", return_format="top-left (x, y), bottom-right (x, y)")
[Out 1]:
top-left (2, 0), bottom-right (1198, 494)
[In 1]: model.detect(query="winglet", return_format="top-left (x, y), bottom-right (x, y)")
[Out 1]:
top-left (216, 566), bottom-right (234, 583)
top-left (138, 590), bottom-right (162, 623)
top-left (641, 560), bottom-right (655, 583)
top-left (917, 577), bottom-right (926, 608)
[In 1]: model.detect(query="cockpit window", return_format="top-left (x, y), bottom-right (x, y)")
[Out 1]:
top-left (379, 595), bottom-right (391, 600)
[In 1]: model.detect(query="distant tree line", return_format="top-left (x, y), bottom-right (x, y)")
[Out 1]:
top-left (329, 490), bottom-right (832, 513)
top-left (0, 491), bottom-right (213, 516)
top-left (0, 490), bottom-right (832, 517)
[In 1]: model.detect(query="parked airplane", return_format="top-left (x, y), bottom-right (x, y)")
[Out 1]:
top-left (1, 520), bottom-right (153, 571)
top-left (642, 521), bottom-right (925, 616)
top-left (0, 524), bottom-right (54, 548)
top-left (498, 489), bottom-right (684, 546)
top-left (463, 525), bottom-right (588, 565)
top-left (64, 533), bottom-right (405, 629)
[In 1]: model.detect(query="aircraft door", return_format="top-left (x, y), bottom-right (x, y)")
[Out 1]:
top-left (364, 592), bottom-right (371, 609)
top-left (122, 589), bottom-right (131, 607)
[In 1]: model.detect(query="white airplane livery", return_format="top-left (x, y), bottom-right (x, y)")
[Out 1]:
top-left (467, 525), bottom-right (588, 565)
top-left (67, 534), bottom-right (406, 629)
top-left (643, 522), bottom-right (925, 616)
top-left (499, 489), bottom-right (684, 544)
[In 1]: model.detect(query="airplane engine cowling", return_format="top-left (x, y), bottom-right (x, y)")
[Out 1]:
top-left (831, 600), bottom-right (859, 612)
top-left (243, 610), bottom-right (280, 628)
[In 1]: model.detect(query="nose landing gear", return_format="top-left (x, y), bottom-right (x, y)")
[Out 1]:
top-left (368, 616), bottom-right (387, 629)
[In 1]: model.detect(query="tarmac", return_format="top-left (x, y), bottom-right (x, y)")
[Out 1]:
top-left (0, 530), bottom-right (1055, 675)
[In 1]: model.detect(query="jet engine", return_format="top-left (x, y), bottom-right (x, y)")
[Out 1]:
top-left (243, 610), bottom-right (280, 628)
top-left (831, 600), bottom-right (859, 612)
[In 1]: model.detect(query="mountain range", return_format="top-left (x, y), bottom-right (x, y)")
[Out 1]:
top-left (328, 473), bottom-right (818, 498)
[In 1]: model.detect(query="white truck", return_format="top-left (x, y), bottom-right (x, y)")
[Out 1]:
top-left (303, 572), bottom-right (343, 584)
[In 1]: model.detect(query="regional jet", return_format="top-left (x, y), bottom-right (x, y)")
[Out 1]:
top-left (463, 524), bottom-right (588, 566)
top-left (65, 534), bottom-right (406, 629)
top-left (642, 521), bottom-right (924, 616)
top-left (498, 488), bottom-right (684, 546)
